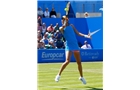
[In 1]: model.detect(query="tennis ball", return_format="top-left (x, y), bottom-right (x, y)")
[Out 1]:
top-left (64, 8), bottom-right (68, 11)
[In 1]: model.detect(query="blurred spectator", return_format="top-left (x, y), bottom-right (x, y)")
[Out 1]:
top-left (38, 7), bottom-right (43, 18)
top-left (41, 33), bottom-right (50, 49)
top-left (47, 32), bottom-right (53, 39)
top-left (41, 23), bottom-right (47, 37)
top-left (48, 35), bottom-right (56, 48)
top-left (37, 23), bottom-right (42, 31)
top-left (50, 8), bottom-right (57, 18)
top-left (84, 12), bottom-right (90, 18)
top-left (56, 40), bottom-right (64, 49)
top-left (54, 30), bottom-right (65, 49)
top-left (47, 24), bottom-right (54, 33)
top-left (81, 41), bottom-right (92, 49)
top-left (44, 8), bottom-right (50, 18)
top-left (54, 30), bottom-right (63, 41)
top-left (37, 31), bottom-right (43, 49)
top-left (53, 23), bottom-right (59, 32)
top-left (38, 16), bottom-right (42, 26)
top-left (37, 31), bottom-right (42, 42)
top-left (43, 33), bottom-right (49, 45)
top-left (38, 40), bottom-right (46, 49)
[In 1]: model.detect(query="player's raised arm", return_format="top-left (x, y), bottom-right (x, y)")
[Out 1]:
top-left (59, 16), bottom-right (68, 33)
top-left (70, 24), bottom-right (91, 39)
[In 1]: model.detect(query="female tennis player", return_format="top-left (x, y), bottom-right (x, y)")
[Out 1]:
top-left (55, 15), bottom-right (90, 84)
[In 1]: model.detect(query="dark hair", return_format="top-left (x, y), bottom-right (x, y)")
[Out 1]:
top-left (61, 16), bottom-right (65, 20)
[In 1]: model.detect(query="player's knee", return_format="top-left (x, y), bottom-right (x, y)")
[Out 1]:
top-left (65, 60), bottom-right (70, 64)
top-left (77, 61), bottom-right (81, 65)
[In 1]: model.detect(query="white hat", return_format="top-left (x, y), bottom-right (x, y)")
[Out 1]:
top-left (84, 12), bottom-right (89, 15)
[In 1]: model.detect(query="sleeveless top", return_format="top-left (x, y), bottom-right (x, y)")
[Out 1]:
top-left (63, 25), bottom-right (79, 51)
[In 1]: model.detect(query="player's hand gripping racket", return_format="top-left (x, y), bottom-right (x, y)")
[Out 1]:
top-left (88, 29), bottom-right (101, 39)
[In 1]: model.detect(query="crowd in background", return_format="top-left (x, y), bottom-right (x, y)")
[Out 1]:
top-left (37, 16), bottom-right (66, 49)
top-left (37, 7), bottom-right (92, 50)
top-left (38, 7), bottom-right (57, 18)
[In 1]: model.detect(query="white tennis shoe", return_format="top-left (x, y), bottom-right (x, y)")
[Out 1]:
top-left (55, 75), bottom-right (60, 82)
top-left (79, 77), bottom-right (87, 84)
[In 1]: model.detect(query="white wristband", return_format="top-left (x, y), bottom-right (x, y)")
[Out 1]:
top-left (84, 35), bottom-right (88, 38)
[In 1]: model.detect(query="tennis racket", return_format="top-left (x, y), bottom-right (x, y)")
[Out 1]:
top-left (64, 2), bottom-right (70, 16)
top-left (63, 2), bottom-right (70, 26)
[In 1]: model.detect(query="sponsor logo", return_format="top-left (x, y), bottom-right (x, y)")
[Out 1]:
top-left (81, 51), bottom-right (99, 59)
top-left (42, 52), bottom-right (64, 60)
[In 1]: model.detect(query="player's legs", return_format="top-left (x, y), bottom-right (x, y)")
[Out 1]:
top-left (73, 50), bottom-right (86, 84)
top-left (55, 50), bottom-right (72, 82)
top-left (73, 50), bottom-right (83, 77)
top-left (58, 50), bottom-right (72, 75)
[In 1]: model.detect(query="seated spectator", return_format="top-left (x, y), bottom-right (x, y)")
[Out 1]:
top-left (41, 23), bottom-right (47, 37)
top-left (48, 35), bottom-right (56, 48)
top-left (38, 40), bottom-right (46, 49)
top-left (53, 23), bottom-right (59, 32)
top-left (50, 8), bottom-right (57, 18)
top-left (56, 39), bottom-right (64, 49)
top-left (38, 16), bottom-right (42, 26)
top-left (81, 41), bottom-right (92, 49)
top-left (46, 32), bottom-right (53, 39)
top-left (44, 8), bottom-right (50, 18)
top-left (38, 7), bottom-right (43, 18)
top-left (47, 24), bottom-right (54, 33)
top-left (37, 31), bottom-right (42, 42)
top-left (54, 30), bottom-right (63, 41)
top-left (84, 12), bottom-right (90, 18)
top-left (37, 23), bottom-right (42, 31)
top-left (42, 33), bottom-right (49, 45)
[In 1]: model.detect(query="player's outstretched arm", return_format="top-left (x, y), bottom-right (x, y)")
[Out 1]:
top-left (70, 24), bottom-right (91, 39)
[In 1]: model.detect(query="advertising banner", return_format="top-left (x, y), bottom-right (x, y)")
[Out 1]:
top-left (38, 49), bottom-right (103, 63)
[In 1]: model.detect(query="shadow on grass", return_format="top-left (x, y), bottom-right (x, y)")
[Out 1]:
top-left (60, 87), bottom-right (103, 90)
top-left (86, 86), bottom-right (103, 90)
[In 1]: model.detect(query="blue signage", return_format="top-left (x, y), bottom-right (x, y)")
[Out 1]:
top-left (38, 49), bottom-right (65, 63)
top-left (38, 49), bottom-right (103, 63)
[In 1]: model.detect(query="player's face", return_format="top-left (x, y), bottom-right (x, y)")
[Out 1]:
top-left (61, 18), bottom-right (69, 25)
